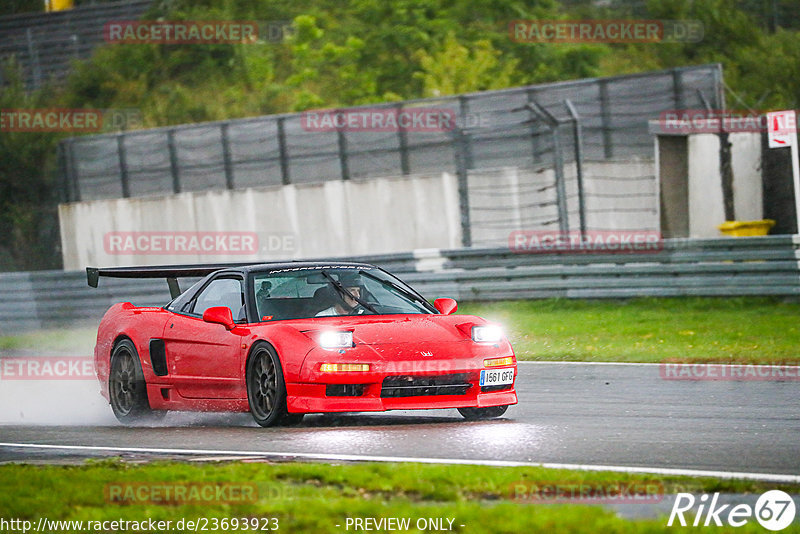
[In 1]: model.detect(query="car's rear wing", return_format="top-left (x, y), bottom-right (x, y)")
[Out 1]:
top-left (86, 263), bottom-right (261, 298)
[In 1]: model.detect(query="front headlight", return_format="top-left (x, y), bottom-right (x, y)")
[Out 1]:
top-left (319, 331), bottom-right (354, 350)
top-left (471, 325), bottom-right (504, 343)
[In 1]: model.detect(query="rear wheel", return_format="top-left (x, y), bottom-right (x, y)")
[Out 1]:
top-left (458, 405), bottom-right (509, 420)
top-left (109, 339), bottom-right (163, 424)
top-left (246, 343), bottom-right (300, 427)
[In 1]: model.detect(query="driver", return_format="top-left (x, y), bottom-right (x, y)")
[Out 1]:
top-left (316, 274), bottom-right (367, 316)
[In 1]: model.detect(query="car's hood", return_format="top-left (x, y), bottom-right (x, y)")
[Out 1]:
top-left (283, 314), bottom-right (485, 345)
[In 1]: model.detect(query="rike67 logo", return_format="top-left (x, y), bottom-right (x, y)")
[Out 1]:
top-left (668, 491), bottom-right (796, 530)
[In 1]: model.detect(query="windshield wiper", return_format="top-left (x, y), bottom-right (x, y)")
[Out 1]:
top-left (320, 270), bottom-right (378, 314)
top-left (358, 270), bottom-right (434, 313)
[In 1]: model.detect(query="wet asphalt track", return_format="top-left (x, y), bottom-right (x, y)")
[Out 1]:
top-left (1, 363), bottom-right (798, 479)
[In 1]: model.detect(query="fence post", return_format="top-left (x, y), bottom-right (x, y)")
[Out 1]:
top-left (672, 68), bottom-right (685, 110)
top-left (599, 79), bottom-right (613, 159)
top-left (221, 123), bottom-right (235, 190)
top-left (25, 29), bottom-right (43, 90)
top-left (525, 101), bottom-right (570, 235)
top-left (713, 64), bottom-right (726, 109)
top-left (396, 103), bottom-right (410, 175)
top-left (66, 139), bottom-right (80, 202)
top-left (565, 99), bottom-right (586, 237)
top-left (70, 34), bottom-right (80, 61)
top-left (167, 129), bottom-right (181, 194)
top-left (526, 89), bottom-right (542, 163)
top-left (551, 127), bottom-right (570, 235)
top-left (277, 117), bottom-right (291, 185)
top-left (458, 96), bottom-right (474, 168)
top-left (337, 111), bottom-right (350, 180)
top-left (56, 143), bottom-right (69, 203)
top-left (453, 127), bottom-right (472, 247)
top-left (116, 134), bottom-right (130, 198)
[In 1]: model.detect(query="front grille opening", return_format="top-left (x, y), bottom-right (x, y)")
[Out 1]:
top-left (326, 384), bottom-right (366, 397)
top-left (381, 374), bottom-right (472, 398)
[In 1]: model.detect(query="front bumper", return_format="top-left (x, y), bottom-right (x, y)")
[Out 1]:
top-left (287, 340), bottom-right (518, 414)
top-left (286, 366), bottom-right (517, 413)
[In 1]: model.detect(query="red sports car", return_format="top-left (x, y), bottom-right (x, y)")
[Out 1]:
top-left (88, 262), bottom-right (517, 426)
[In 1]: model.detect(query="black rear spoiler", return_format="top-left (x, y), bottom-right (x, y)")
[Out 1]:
top-left (86, 263), bottom-right (262, 299)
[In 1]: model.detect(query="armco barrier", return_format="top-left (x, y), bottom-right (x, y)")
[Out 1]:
top-left (417, 235), bottom-right (800, 300)
top-left (0, 236), bottom-right (798, 334)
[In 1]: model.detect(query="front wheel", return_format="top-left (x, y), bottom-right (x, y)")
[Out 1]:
top-left (246, 343), bottom-right (298, 427)
top-left (458, 405), bottom-right (509, 420)
top-left (109, 339), bottom-right (163, 424)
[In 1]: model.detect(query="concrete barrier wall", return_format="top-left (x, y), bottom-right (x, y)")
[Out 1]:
top-left (467, 161), bottom-right (659, 247)
top-left (59, 172), bottom-right (462, 269)
top-left (61, 162), bottom-right (663, 269)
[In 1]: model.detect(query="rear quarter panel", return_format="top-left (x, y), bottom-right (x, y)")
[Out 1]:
top-left (94, 302), bottom-right (170, 400)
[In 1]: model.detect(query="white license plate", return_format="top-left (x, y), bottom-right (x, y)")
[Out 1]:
top-left (480, 368), bottom-right (514, 386)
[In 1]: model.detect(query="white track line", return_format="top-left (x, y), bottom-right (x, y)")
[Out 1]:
top-left (517, 361), bottom-right (800, 369)
top-left (1, 442), bottom-right (797, 483)
top-left (517, 361), bottom-right (663, 366)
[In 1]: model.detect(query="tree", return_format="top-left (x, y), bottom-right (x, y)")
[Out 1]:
top-left (414, 33), bottom-right (518, 97)
top-left (0, 63), bottom-right (62, 270)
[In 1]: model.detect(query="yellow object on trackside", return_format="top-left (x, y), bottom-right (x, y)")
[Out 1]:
top-left (717, 220), bottom-right (776, 237)
top-left (45, 0), bottom-right (74, 12)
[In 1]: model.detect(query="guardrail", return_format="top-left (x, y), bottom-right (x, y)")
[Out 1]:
top-left (1, 236), bottom-right (798, 334)
top-left (406, 236), bottom-right (800, 300)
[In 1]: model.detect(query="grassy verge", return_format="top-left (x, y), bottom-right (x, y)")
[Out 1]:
top-left (0, 326), bottom-right (96, 355)
top-left (0, 460), bottom-right (797, 533)
top-left (460, 297), bottom-right (800, 364)
top-left (1, 298), bottom-right (798, 364)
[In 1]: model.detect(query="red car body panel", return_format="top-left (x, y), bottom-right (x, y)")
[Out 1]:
top-left (93, 266), bottom-right (518, 416)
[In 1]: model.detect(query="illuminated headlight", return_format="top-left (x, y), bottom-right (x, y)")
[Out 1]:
top-left (484, 356), bottom-right (514, 367)
top-left (319, 331), bottom-right (354, 350)
top-left (471, 325), bottom-right (504, 343)
top-left (320, 363), bottom-right (370, 372)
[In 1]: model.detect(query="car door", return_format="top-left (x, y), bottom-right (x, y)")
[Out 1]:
top-left (162, 275), bottom-right (247, 400)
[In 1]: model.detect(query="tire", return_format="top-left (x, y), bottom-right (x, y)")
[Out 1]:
top-left (458, 405), bottom-right (509, 420)
top-left (109, 339), bottom-right (164, 424)
top-left (246, 342), bottom-right (298, 427)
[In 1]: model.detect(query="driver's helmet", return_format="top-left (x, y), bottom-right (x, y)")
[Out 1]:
top-left (335, 272), bottom-right (364, 309)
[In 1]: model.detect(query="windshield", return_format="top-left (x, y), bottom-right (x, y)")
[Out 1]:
top-left (251, 267), bottom-right (434, 321)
